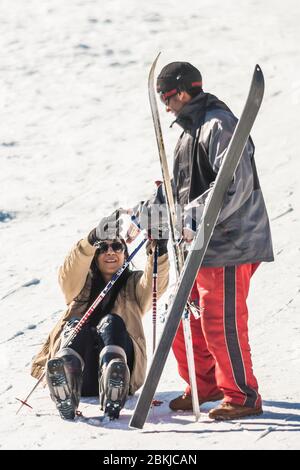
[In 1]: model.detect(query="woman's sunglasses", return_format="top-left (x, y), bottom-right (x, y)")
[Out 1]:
top-left (96, 241), bottom-right (125, 254)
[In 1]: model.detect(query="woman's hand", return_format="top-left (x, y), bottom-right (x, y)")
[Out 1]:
top-left (88, 208), bottom-right (127, 245)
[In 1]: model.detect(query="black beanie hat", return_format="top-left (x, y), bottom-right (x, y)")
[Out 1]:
top-left (156, 62), bottom-right (202, 96)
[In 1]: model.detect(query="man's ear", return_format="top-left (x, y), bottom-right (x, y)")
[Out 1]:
top-left (178, 90), bottom-right (192, 104)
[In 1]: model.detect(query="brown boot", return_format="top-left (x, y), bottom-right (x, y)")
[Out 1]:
top-left (169, 392), bottom-right (223, 411)
top-left (208, 402), bottom-right (263, 420)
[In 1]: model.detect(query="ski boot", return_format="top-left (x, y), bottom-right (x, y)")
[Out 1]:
top-left (99, 345), bottom-right (130, 420)
top-left (46, 348), bottom-right (84, 420)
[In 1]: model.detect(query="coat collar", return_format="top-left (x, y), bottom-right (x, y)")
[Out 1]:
top-left (172, 92), bottom-right (231, 132)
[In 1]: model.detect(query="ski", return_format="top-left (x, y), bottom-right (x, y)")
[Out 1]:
top-left (148, 52), bottom-right (185, 272)
top-left (148, 52), bottom-right (200, 420)
top-left (130, 64), bottom-right (265, 429)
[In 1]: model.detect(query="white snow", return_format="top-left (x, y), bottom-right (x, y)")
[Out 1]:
top-left (0, 0), bottom-right (299, 451)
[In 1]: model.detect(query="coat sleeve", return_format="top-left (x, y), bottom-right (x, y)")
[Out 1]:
top-left (206, 110), bottom-right (254, 224)
top-left (58, 238), bottom-right (97, 305)
top-left (134, 253), bottom-right (169, 315)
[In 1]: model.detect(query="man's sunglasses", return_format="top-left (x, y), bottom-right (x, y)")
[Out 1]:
top-left (96, 241), bottom-right (125, 254)
top-left (159, 88), bottom-right (178, 105)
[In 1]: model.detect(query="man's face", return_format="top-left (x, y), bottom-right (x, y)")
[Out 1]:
top-left (161, 91), bottom-right (192, 117)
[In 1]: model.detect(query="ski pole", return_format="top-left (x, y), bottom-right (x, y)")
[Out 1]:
top-left (16, 373), bottom-right (46, 414)
top-left (128, 212), bottom-right (160, 354)
top-left (16, 232), bottom-right (147, 415)
top-left (152, 243), bottom-right (158, 353)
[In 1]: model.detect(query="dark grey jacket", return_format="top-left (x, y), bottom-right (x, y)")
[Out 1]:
top-left (172, 92), bottom-right (274, 267)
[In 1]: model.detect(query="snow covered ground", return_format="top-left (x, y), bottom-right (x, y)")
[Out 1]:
top-left (0, 0), bottom-right (299, 450)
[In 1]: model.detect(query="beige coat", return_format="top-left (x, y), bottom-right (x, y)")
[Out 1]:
top-left (31, 238), bottom-right (169, 394)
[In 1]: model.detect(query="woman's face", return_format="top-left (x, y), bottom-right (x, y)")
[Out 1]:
top-left (96, 239), bottom-right (126, 279)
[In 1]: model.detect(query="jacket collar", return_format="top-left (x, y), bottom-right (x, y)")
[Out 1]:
top-left (172, 92), bottom-right (231, 132)
top-left (171, 92), bottom-right (207, 132)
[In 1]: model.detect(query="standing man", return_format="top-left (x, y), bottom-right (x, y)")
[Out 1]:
top-left (156, 62), bottom-right (274, 420)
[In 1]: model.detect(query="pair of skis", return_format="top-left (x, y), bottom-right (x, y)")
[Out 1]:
top-left (130, 57), bottom-right (265, 429)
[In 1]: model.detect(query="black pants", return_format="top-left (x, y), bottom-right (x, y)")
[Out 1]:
top-left (65, 313), bottom-right (134, 396)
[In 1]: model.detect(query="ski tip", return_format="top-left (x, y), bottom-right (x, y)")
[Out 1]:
top-left (253, 64), bottom-right (265, 96)
top-left (154, 51), bottom-right (161, 65)
top-left (255, 64), bottom-right (264, 81)
top-left (149, 52), bottom-right (162, 82)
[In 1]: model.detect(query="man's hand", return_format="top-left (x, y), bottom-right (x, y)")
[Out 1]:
top-left (126, 182), bottom-right (169, 241)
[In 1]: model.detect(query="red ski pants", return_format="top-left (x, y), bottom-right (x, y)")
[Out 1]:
top-left (172, 263), bottom-right (261, 408)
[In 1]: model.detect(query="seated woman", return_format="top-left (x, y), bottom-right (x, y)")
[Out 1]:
top-left (31, 212), bottom-right (169, 420)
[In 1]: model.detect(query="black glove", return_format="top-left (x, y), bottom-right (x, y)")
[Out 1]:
top-left (132, 182), bottom-right (169, 240)
top-left (88, 209), bottom-right (126, 245)
top-left (156, 238), bottom-right (168, 256)
top-left (146, 239), bottom-right (168, 257)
